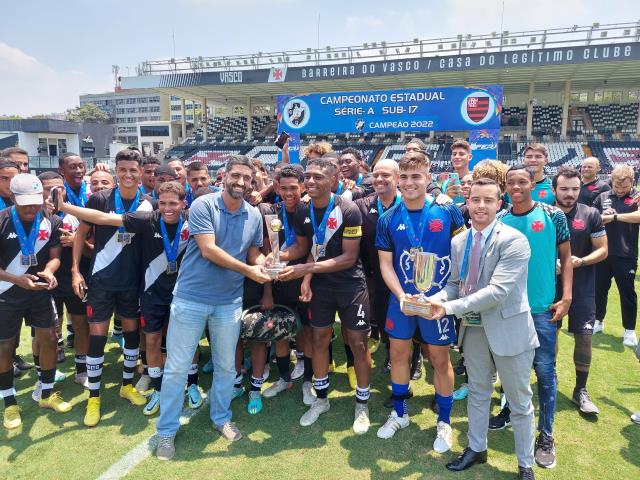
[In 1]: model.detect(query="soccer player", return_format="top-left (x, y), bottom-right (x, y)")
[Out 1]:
top-left (338, 147), bottom-right (374, 196)
top-left (493, 164), bottom-right (572, 469)
top-left (57, 181), bottom-right (198, 416)
top-left (441, 138), bottom-right (473, 203)
top-left (552, 167), bottom-right (607, 415)
top-left (0, 158), bottom-right (18, 213)
top-left (578, 157), bottom-right (610, 207)
top-left (375, 151), bottom-right (465, 453)
top-left (594, 164), bottom-right (640, 346)
top-left (0, 174), bottom-right (72, 430)
top-left (278, 157), bottom-right (372, 434)
top-left (521, 144), bottom-right (555, 205)
top-left (404, 139), bottom-right (443, 197)
top-left (186, 161), bottom-right (212, 192)
top-left (89, 169), bottom-right (115, 194)
top-left (140, 156), bottom-right (160, 196)
top-left (71, 148), bottom-right (154, 427)
top-left (167, 157), bottom-right (193, 205)
top-left (1, 147), bottom-right (29, 173)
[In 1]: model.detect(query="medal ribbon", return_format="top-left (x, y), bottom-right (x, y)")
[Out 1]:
top-left (376, 192), bottom-right (401, 217)
top-left (280, 203), bottom-right (296, 248)
top-left (160, 216), bottom-right (183, 265)
top-left (65, 181), bottom-right (88, 207)
top-left (309, 194), bottom-right (335, 246)
top-left (399, 198), bottom-right (432, 250)
top-left (11, 207), bottom-right (40, 257)
top-left (114, 188), bottom-right (140, 235)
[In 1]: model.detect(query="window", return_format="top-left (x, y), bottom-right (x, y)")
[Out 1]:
top-left (150, 106), bottom-right (160, 112)
top-left (140, 125), bottom-right (170, 137)
top-left (150, 116), bottom-right (161, 120)
top-left (116, 99), bottom-right (124, 105)
top-left (602, 91), bottom-right (623, 103)
top-left (126, 98), bottom-right (136, 104)
top-left (171, 115), bottom-right (181, 121)
top-left (137, 97), bottom-right (148, 103)
top-left (126, 107), bottom-right (136, 113)
top-left (148, 96), bottom-right (160, 103)
top-left (570, 91), bottom-right (588, 103)
top-left (629, 90), bottom-right (640, 102)
top-left (171, 105), bottom-right (182, 111)
top-left (138, 107), bottom-right (148, 113)
top-left (594, 91), bottom-right (603, 103)
top-left (116, 108), bottom-right (125, 114)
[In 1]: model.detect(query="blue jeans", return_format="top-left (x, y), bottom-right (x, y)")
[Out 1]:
top-left (532, 311), bottom-right (557, 436)
top-left (157, 297), bottom-right (241, 437)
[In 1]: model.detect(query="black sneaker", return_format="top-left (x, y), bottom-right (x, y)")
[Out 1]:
top-left (488, 406), bottom-right (511, 430)
top-left (518, 466), bottom-right (535, 480)
top-left (14, 355), bottom-right (34, 371)
top-left (454, 357), bottom-right (466, 376)
top-left (534, 431), bottom-right (556, 468)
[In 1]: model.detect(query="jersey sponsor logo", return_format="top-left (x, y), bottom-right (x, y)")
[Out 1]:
top-left (7, 232), bottom-right (17, 239)
top-left (343, 225), bottom-right (362, 237)
top-left (572, 219), bottom-right (586, 231)
top-left (531, 220), bottom-right (545, 232)
top-left (429, 219), bottom-right (444, 232)
top-left (396, 223), bottom-right (406, 231)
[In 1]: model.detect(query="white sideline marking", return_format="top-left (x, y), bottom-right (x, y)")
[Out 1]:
top-left (96, 396), bottom-right (208, 480)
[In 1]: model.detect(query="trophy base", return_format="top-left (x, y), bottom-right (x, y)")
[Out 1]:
top-left (401, 298), bottom-right (432, 317)
top-left (265, 263), bottom-right (286, 279)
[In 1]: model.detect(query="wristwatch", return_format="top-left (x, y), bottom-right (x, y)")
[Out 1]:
top-left (580, 258), bottom-right (586, 267)
top-left (614, 213), bottom-right (618, 222)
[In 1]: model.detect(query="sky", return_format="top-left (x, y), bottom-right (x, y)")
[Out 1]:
top-left (0, 0), bottom-right (636, 116)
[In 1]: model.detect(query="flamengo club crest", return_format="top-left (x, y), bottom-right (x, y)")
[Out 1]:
top-left (460, 91), bottom-right (496, 126)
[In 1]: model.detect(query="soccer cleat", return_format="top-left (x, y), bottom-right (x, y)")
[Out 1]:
top-left (302, 381), bottom-right (317, 406)
top-left (14, 355), bottom-right (34, 372)
top-left (453, 383), bottom-right (469, 401)
top-left (111, 332), bottom-right (124, 349)
top-left (39, 392), bottom-right (72, 413)
top-left (263, 378), bottom-right (293, 398)
top-left (57, 349), bottom-right (65, 364)
top-left (66, 333), bottom-right (75, 349)
top-left (32, 381), bottom-right (42, 402)
top-left (202, 358), bottom-right (214, 374)
top-left (454, 357), bottom-right (466, 376)
top-left (75, 373), bottom-right (89, 389)
top-left (262, 364), bottom-right (270, 382)
top-left (290, 360), bottom-right (304, 380)
top-left (300, 398), bottom-right (330, 426)
top-left (247, 391), bottom-right (263, 415)
top-left (534, 431), bottom-right (556, 468)
top-left (143, 390), bottom-right (161, 416)
top-left (84, 397), bottom-right (101, 427)
top-left (216, 422), bottom-right (243, 442)
top-left (156, 435), bottom-right (175, 460)
top-left (347, 366), bottom-right (357, 390)
top-left (367, 337), bottom-right (380, 354)
top-left (352, 403), bottom-right (370, 435)
top-left (377, 410), bottom-right (410, 439)
top-left (623, 329), bottom-right (638, 348)
top-left (489, 406), bottom-right (511, 430)
top-left (572, 388), bottom-right (599, 415)
top-left (631, 412), bottom-right (640, 424)
top-left (120, 384), bottom-right (147, 406)
top-left (135, 374), bottom-right (152, 395)
top-left (232, 386), bottom-right (245, 401)
top-left (433, 421), bottom-right (453, 453)
top-left (54, 370), bottom-right (66, 383)
top-left (3, 405), bottom-right (21, 430)
top-left (593, 320), bottom-right (604, 334)
top-left (328, 360), bottom-right (336, 373)
top-left (187, 384), bottom-right (203, 409)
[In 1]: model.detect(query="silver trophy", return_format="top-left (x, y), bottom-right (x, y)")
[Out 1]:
top-left (264, 214), bottom-right (286, 279)
top-left (401, 251), bottom-right (451, 317)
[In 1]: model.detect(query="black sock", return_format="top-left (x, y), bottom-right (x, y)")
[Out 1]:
top-left (344, 343), bottom-right (354, 368)
top-left (250, 375), bottom-right (264, 392)
top-left (160, 336), bottom-right (167, 356)
top-left (34, 354), bottom-right (41, 380)
top-left (314, 376), bottom-right (329, 399)
top-left (149, 366), bottom-right (163, 392)
top-left (87, 335), bottom-right (107, 398)
top-left (113, 317), bottom-right (123, 336)
top-left (574, 334), bottom-right (592, 391)
top-left (187, 363), bottom-right (198, 386)
top-left (0, 369), bottom-right (16, 407)
top-left (276, 355), bottom-right (291, 382)
top-left (75, 354), bottom-right (87, 375)
top-left (122, 330), bottom-right (140, 386)
top-left (140, 350), bottom-right (148, 376)
top-left (40, 369), bottom-right (55, 399)
top-left (303, 355), bottom-right (313, 382)
top-left (328, 342), bottom-right (333, 364)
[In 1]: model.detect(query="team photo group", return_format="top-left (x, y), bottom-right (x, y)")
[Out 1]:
top-left (1, 139), bottom-right (639, 480)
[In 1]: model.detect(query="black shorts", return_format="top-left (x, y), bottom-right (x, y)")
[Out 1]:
top-left (309, 287), bottom-right (370, 332)
top-left (558, 300), bottom-right (596, 335)
top-left (272, 286), bottom-right (310, 327)
top-left (372, 288), bottom-right (390, 330)
top-left (86, 288), bottom-right (140, 324)
top-left (54, 294), bottom-right (86, 317)
top-left (0, 294), bottom-right (56, 341)
top-left (140, 302), bottom-right (169, 334)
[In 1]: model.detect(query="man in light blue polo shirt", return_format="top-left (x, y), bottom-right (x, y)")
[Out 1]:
top-left (156, 155), bottom-right (270, 460)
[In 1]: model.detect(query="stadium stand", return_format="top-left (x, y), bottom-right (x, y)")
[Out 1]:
top-left (585, 103), bottom-right (639, 134)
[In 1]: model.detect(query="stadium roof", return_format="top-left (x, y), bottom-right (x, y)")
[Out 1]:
top-left (121, 22), bottom-right (640, 104)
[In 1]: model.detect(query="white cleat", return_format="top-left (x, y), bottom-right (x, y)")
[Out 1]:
top-left (302, 381), bottom-right (317, 406)
top-left (377, 410), bottom-right (410, 439)
top-left (353, 403), bottom-right (370, 435)
top-left (433, 421), bottom-right (453, 453)
top-left (300, 398), bottom-right (330, 426)
top-left (623, 329), bottom-right (638, 348)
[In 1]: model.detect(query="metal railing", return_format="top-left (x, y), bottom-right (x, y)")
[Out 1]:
top-left (136, 21), bottom-right (640, 75)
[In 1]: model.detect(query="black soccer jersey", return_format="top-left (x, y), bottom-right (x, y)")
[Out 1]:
top-left (355, 192), bottom-right (400, 287)
top-left (579, 180), bottom-right (610, 207)
top-left (594, 190), bottom-right (639, 259)
top-left (293, 194), bottom-right (366, 291)
top-left (0, 197), bottom-right (14, 209)
top-left (122, 210), bottom-right (189, 305)
top-left (0, 208), bottom-right (61, 306)
top-left (83, 188), bottom-right (154, 291)
top-left (54, 213), bottom-right (91, 298)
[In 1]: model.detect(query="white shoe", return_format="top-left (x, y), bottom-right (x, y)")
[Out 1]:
top-left (593, 320), bottom-right (604, 334)
top-left (433, 421), bottom-right (453, 453)
top-left (32, 380), bottom-right (42, 402)
top-left (300, 398), bottom-right (330, 426)
top-left (263, 378), bottom-right (293, 398)
top-left (631, 412), bottom-right (640, 424)
top-left (377, 410), bottom-right (410, 439)
top-left (353, 403), bottom-right (370, 435)
top-left (262, 364), bottom-right (271, 382)
top-left (75, 373), bottom-right (89, 389)
top-left (623, 330), bottom-right (638, 348)
top-left (291, 360), bottom-right (305, 380)
top-left (302, 381), bottom-right (317, 406)
top-left (135, 374), bottom-right (152, 395)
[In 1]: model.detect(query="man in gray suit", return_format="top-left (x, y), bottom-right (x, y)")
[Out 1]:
top-left (426, 178), bottom-right (539, 480)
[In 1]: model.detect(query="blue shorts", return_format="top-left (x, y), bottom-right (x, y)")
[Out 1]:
top-left (385, 294), bottom-right (456, 345)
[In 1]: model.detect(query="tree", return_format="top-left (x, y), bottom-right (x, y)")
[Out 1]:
top-left (66, 103), bottom-right (111, 123)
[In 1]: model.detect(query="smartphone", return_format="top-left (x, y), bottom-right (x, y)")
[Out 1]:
top-left (50, 186), bottom-right (61, 208)
top-left (274, 131), bottom-right (290, 149)
top-left (449, 172), bottom-right (460, 185)
top-left (33, 281), bottom-right (49, 287)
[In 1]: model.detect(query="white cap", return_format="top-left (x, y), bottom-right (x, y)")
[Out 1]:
top-left (10, 174), bottom-right (43, 206)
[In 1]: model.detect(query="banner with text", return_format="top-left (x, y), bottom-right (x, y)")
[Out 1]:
top-left (276, 85), bottom-right (502, 134)
top-left (469, 129), bottom-right (501, 168)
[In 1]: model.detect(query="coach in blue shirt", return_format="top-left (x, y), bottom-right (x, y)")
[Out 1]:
top-left (156, 155), bottom-right (270, 460)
